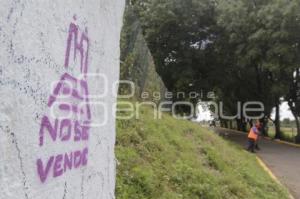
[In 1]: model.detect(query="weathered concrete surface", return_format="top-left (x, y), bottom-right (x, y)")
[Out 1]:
top-left (0, 1), bottom-right (124, 199)
top-left (215, 128), bottom-right (300, 199)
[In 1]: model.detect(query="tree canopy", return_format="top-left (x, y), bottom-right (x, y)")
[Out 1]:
top-left (123, 0), bottom-right (300, 142)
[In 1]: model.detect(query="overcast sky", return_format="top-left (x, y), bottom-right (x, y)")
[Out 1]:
top-left (270, 101), bottom-right (294, 121)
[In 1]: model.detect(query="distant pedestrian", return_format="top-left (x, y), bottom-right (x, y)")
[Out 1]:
top-left (247, 122), bottom-right (261, 153)
top-left (255, 123), bottom-right (262, 150)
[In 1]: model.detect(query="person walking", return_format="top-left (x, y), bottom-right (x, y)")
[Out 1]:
top-left (247, 122), bottom-right (261, 153)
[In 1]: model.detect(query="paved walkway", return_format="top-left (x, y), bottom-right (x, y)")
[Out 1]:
top-left (215, 128), bottom-right (300, 199)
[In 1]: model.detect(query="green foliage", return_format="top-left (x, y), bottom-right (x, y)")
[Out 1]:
top-left (215, 0), bottom-right (300, 137)
top-left (116, 104), bottom-right (290, 199)
top-left (127, 0), bottom-right (300, 136)
top-left (120, 4), bottom-right (166, 100)
top-left (131, 0), bottom-right (217, 97)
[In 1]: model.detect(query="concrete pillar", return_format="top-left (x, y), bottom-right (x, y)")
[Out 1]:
top-left (0, 1), bottom-right (125, 198)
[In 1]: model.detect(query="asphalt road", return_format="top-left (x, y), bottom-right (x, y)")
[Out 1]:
top-left (215, 128), bottom-right (300, 199)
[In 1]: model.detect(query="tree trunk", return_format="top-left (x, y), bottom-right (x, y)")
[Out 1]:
top-left (219, 120), bottom-right (223, 127)
top-left (229, 120), bottom-right (233, 129)
top-left (260, 117), bottom-right (268, 136)
top-left (248, 119), bottom-right (253, 128)
top-left (241, 118), bottom-right (247, 132)
top-left (236, 119), bottom-right (242, 131)
top-left (290, 109), bottom-right (300, 143)
top-left (274, 102), bottom-right (282, 139)
top-left (294, 117), bottom-right (300, 143)
top-left (224, 120), bottom-right (228, 128)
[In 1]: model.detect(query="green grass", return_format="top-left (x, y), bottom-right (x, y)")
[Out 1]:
top-left (115, 104), bottom-right (290, 199)
top-left (268, 127), bottom-right (296, 142)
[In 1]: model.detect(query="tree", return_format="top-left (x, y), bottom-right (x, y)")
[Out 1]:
top-left (128, 0), bottom-right (300, 142)
top-left (131, 0), bottom-right (217, 114)
top-left (214, 0), bottom-right (300, 138)
top-left (257, 0), bottom-right (300, 140)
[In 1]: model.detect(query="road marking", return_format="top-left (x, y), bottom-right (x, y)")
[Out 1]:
top-left (215, 127), bottom-right (296, 199)
top-left (256, 157), bottom-right (279, 183)
top-left (256, 156), bottom-right (295, 199)
top-left (274, 139), bottom-right (300, 148)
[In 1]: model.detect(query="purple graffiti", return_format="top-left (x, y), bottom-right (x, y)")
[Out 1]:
top-left (64, 19), bottom-right (89, 75)
top-left (37, 147), bottom-right (89, 183)
top-left (39, 116), bottom-right (90, 146)
top-left (37, 17), bottom-right (91, 183)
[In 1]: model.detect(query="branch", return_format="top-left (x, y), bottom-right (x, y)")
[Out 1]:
top-left (268, 116), bottom-right (275, 123)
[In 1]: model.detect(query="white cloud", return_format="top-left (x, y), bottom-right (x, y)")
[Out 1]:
top-left (271, 101), bottom-right (294, 121)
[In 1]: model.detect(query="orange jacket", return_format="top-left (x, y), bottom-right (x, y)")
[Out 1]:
top-left (248, 127), bottom-right (258, 140)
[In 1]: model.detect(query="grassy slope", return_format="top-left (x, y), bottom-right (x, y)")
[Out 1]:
top-left (116, 106), bottom-right (290, 199)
